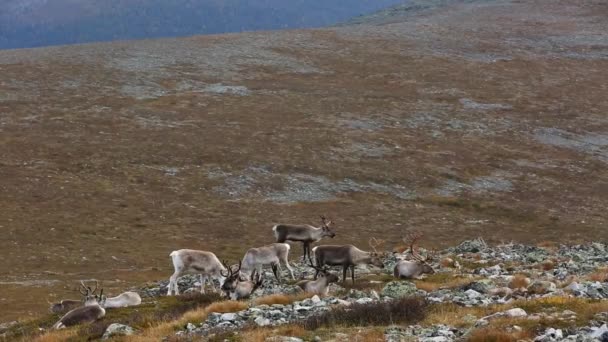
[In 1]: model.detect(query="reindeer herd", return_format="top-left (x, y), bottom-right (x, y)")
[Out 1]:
top-left (48, 216), bottom-right (435, 330)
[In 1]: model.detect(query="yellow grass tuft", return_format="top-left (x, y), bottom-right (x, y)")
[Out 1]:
top-left (586, 267), bottom-right (608, 282)
top-left (32, 328), bottom-right (79, 342)
top-left (508, 274), bottom-right (529, 289)
top-left (253, 292), bottom-right (313, 306)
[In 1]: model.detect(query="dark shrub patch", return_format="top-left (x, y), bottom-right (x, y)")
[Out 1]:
top-left (302, 296), bottom-right (428, 330)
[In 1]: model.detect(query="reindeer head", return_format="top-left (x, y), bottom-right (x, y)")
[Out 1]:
top-left (220, 260), bottom-right (242, 294)
top-left (368, 237), bottom-right (386, 268)
top-left (319, 215), bottom-right (336, 238)
top-left (309, 259), bottom-right (339, 283)
top-left (403, 231), bottom-right (435, 274)
top-left (79, 280), bottom-right (99, 302)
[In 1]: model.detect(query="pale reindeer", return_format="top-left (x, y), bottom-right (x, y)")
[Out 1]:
top-left (220, 260), bottom-right (264, 300)
top-left (100, 291), bottom-right (142, 308)
top-left (273, 216), bottom-right (336, 262)
top-left (167, 249), bottom-right (226, 295)
top-left (393, 231), bottom-right (435, 279)
top-left (241, 243), bottom-right (295, 282)
top-left (52, 283), bottom-right (105, 329)
top-left (296, 260), bottom-right (340, 296)
top-left (311, 238), bottom-right (385, 283)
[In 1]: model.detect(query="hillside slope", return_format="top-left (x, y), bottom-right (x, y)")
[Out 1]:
top-left (0, 0), bottom-right (606, 321)
top-left (0, 0), bottom-right (404, 49)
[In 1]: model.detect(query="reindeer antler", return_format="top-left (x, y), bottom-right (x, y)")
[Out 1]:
top-left (79, 281), bottom-right (89, 296)
top-left (369, 237), bottom-right (385, 253)
top-left (403, 231), bottom-right (426, 262)
top-left (220, 260), bottom-right (232, 278)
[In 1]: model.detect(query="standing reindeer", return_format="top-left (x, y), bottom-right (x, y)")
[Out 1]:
top-left (393, 231), bottom-right (435, 279)
top-left (52, 282), bottom-right (105, 329)
top-left (220, 260), bottom-right (264, 300)
top-left (311, 238), bottom-right (385, 283)
top-left (272, 216), bottom-right (336, 262)
top-left (241, 243), bottom-right (295, 283)
top-left (167, 249), bottom-right (226, 295)
top-left (296, 260), bottom-right (340, 296)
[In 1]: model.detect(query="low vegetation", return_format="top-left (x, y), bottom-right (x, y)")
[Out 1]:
top-left (302, 296), bottom-right (428, 330)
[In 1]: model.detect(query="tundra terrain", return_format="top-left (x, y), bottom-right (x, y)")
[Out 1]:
top-left (0, 0), bottom-right (606, 321)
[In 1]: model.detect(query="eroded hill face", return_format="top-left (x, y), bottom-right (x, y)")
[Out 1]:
top-left (0, 0), bottom-right (606, 321)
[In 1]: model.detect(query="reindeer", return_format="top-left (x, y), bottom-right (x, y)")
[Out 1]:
top-left (272, 216), bottom-right (336, 262)
top-left (220, 260), bottom-right (264, 300)
top-left (393, 231), bottom-right (435, 279)
top-left (51, 282), bottom-right (105, 329)
top-left (49, 281), bottom-right (94, 314)
top-left (167, 249), bottom-right (226, 295)
top-left (311, 238), bottom-right (385, 283)
top-left (241, 243), bottom-right (295, 283)
top-left (99, 291), bottom-right (142, 308)
top-left (296, 260), bottom-right (340, 296)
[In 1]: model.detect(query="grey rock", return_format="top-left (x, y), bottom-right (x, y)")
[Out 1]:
top-left (102, 323), bottom-right (136, 340)
top-left (454, 238), bottom-right (487, 253)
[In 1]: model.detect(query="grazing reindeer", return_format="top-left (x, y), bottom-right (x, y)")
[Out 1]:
top-left (99, 291), bottom-right (142, 308)
top-left (241, 243), bottom-right (295, 282)
top-left (272, 216), bottom-right (336, 262)
top-left (296, 260), bottom-right (340, 296)
top-left (167, 249), bottom-right (226, 295)
top-left (220, 260), bottom-right (264, 300)
top-left (312, 238), bottom-right (385, 283)
top-left (52, 284), bottom-right (105, 329)
top-left (394, 231), bottom-right (435, 279)
top-left (49, 281), bottom-right (94, 314)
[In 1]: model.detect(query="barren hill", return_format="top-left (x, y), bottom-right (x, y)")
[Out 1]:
top-left (0, 0), bottom-right (607, 321)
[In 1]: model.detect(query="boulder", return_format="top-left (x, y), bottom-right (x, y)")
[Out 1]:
top-left (454, 238), bottom-right (487, 253)
top-left (102, 323), bottom-right (135, 340)
top-left (381, 281), bottom-right (418, 299)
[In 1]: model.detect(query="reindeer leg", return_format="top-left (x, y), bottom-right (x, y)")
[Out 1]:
top-left (342, 266), bottom-right (348, 283)
top-left (200, 275), bottom-right (207, 294)
top-left (282, 255), bottom-right (296, 280)
top-left (302, 242), bottom-right (308, 262)
top-left (168, 273), bottom-right (179, 296)
top-left (271, 263), bottom-right (281, 283)
top-left (350, 266), bottom-right (356, 284)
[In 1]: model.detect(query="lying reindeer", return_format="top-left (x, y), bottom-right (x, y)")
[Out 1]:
top-left (272, 215), bottom-right (336, 262)
top-left (52, 284), bottom-right (105, 329)
top-left (220, 260), bottom-right (263, 300)
top-left (296, 261), bottom-right (339, 296)
top-left (393, 231), bottom-right (435, 279)
top-left (312, 238), bottom-right (385, 283)
top-left (50, 280), bottom-right (99, 314)
top-left (99, 291), bottom-right (141, 309)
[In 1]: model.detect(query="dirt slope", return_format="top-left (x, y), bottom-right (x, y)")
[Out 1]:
top-left (0, 0), bottom-right (606, 321)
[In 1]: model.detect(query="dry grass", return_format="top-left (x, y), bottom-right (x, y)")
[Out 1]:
top-left (352, 328), bottom-right (385, 341)
top-left (467, 328), bottom-right (531, 342)
top-left (423, 303), bottom-right (492, 327)
top-left (253, 293), bottom-right (313, 306)
top-left (586, 267), bottom-right (608, 282)
top-left (124, 299), bottom-right (248, 341)
top-left (414, 273), bottom-right (476, 292)
top-left (508, 274), bottom-right (530, 289)
top-left (32, 329), bottom-right (79, 342)
top-left (540, 260), bottom-right (555, 271)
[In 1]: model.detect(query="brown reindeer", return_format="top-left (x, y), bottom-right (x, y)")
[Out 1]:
top-left (220, 260), bottom-right (264, 300)
top-left (311, 238), bottom-right (385, 283)
top-left (393, 231), bottom-right (435, 279)
top-left (51, 282), bottom-right (105, 329)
